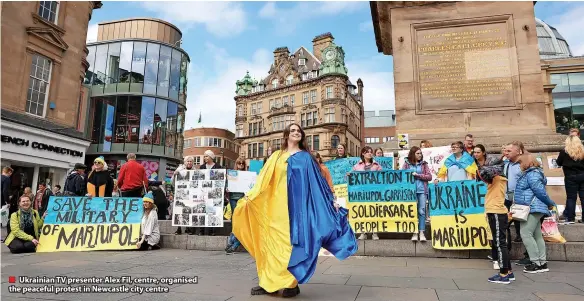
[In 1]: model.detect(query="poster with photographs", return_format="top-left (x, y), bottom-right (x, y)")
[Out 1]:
top-left (172, 169), bottom-right (226, 227)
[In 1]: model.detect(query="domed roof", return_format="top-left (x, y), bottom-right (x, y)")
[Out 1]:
top-left (536, 18), bottom-right (573, 59)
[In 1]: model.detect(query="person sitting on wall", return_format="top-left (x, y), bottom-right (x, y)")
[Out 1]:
top-left (137, 192), bottom-right (161, 251)
top-left (4, 195), bottom-right (46, 254)
top-left (87, 156), bottom-right (114, 197)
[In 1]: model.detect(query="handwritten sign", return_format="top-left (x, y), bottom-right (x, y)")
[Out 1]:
top-left (428, 180), bottom-right (490, 250)
top-left (375, 157), bottom-right (394, 170)
top-left (399, 146), bottom-right (451, 180)
top-left (226, 170), bottom-right (257, 193)
top-left (347, 170), bottom-right (418, 233)
top-left (37, 197), bottom-right (143, 252)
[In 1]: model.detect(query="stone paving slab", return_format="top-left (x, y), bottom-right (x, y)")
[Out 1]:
top-left (2, 246), bottom-right (584, 301)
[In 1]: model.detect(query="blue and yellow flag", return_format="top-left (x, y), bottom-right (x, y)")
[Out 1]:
top-left (437, 152), bottom-right (477, 180)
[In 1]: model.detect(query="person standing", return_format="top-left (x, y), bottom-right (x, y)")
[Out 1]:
top-left (514, 154), bottom-right (556, 273)
top-left (117, 153), bottom-right (149, 198)
top-left (233, 123), bottom-right (357, 297)
top-left (555, 135), bottom-right (584, 224)
top-left (334, 143), bottom-right (349, 160)
top-left (435, 141), bottom-right (478, 183)
top-left (401, 146), bottom-right (432, 242)
top-left (33, 182), bottom-right (52, 216)
top-left (225, 157), bottom-right (247, 255)
top-left (87, 156), bottom-right (114, 197)
top-left (314, 152), bottom-right (335, 193)
top-left (64, 163), bottom-right (87, 196)
top-left (198, 150), bottom-right (222, 236)
top-left (172, 156), bottom-right (196, 235)
top-left (2, 167), bottom-right (13, 208)
top-left (52, 185), bottom-right (62, 196)
top-left (420, 140), bottom-right (433, 149)
top-left (464, 134), bottom-right (475, 155)
top-left (352, 146), bottom-right (382, 240)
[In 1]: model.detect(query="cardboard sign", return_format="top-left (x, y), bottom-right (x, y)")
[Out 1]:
top-left (37, 197), bottom-right (143, 252)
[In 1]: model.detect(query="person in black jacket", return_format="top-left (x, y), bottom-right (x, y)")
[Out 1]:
top-left (1, 167), bottom-right (13, 207)
top-left (87, 157), bottom-right (114, 197)
top-left (148, 181), bottom-right (168, 220)
top-left (64, 164), bottom-right (87, 196)
top-left (556, 135), bottom-right (584, 224)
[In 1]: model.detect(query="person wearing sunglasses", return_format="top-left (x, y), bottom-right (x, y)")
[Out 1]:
top-left (87, 156), bottom-right (114, 197)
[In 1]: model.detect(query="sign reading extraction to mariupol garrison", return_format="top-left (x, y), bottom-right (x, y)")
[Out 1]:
top-left (347, 170), bottom-right (417, 233)
top-left (172, 169), bottom-right (226, 227)
top-left (37, 196), bottom-right (143, 252)
top-left (428, 180), bottom-right (490, 250)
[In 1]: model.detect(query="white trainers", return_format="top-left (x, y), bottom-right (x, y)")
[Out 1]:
top-left (372, 233), bottom-right (379, 240)
top-left (419, 232), bottom-right (427, 242)
top-left (493, 261), bottom-right (500, 270)
top-left (411, 233), bottom-right (418, 241)
top-left (358, 233), bottom-right (367, 240)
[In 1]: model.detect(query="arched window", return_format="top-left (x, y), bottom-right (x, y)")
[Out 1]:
top-left (272, 79), bottom-right (278, 89)
top-left (331, 135), bottom-right (340, 149)
top-left (286, 75), bottom-right (293, 85)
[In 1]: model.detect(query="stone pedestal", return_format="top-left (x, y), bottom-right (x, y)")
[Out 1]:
top-left (371, 1), bottom-right (565, 151)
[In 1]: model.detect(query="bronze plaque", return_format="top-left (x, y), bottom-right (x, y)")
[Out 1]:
top-left (414, 19), bottom-right (518, 112)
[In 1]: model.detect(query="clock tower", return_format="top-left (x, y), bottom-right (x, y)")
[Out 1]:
top-left (319, 42), bottom-right (348, 76)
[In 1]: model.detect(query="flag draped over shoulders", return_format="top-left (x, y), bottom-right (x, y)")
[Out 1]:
top-left (437, 152), bottom-right (478, 179)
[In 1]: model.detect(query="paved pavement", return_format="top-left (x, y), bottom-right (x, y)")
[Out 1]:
top-left (1, 246), bottom-right (584, 301)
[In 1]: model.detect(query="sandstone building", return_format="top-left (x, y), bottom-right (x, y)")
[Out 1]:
top-left (233, 33), bottom-right (365, 163)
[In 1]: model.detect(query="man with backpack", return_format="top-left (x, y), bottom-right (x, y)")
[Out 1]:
top-left (64, 163), bottom-right (87, 196)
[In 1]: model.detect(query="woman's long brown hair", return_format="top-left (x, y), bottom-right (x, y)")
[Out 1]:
top-left (281, 123), bottom-right (309, 151)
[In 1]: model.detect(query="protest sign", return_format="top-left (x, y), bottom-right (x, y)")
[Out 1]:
top-left (173, 169), bottom-right (226, 227)
top-left (347, 170), bottom-right (418, 233)
top-left (226, 170), bottom-right (257, 193)
top-left (375, 156), bottom-right (395, 170)
top-left (398, 146), bottom-right (451, 180)
top-left (37, 196), bottom-right (143, 252)
top-left (249, 160), bottom-right (264, 174)
top-left (428, 180), bottom-right (490, 250)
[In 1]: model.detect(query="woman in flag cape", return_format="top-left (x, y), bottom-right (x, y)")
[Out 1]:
top-left (435, 141), bottom-right (478, 182)
top-left (232, 123), bottom-right (358, 298)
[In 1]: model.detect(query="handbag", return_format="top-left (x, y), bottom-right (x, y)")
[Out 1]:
top-left (510, 196), bottom-right (535, 222)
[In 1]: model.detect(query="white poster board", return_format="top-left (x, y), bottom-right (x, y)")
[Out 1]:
top-left (227, 170), bottom-right (257, 193)
top-left (172, 169), bottom-right (226, 227)
top-left (398, 145), bottom-right (452, 181)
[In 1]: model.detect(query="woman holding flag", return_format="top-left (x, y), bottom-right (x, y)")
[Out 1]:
top-left (435, 141), bottom-right (478, 183)
top-left (232, 123), bottom-right (358, 298)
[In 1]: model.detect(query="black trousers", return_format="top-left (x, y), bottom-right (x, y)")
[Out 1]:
top-left (137, 242), bottom-right (160, 251)
top-left (564, 173), bottom-right (584, 221)
top-left (487, 213), bottom-right (511, 274)
top-left (121, 187), bottom-right (144, 198)
top-left (8, 238), bottom-right (36, 254)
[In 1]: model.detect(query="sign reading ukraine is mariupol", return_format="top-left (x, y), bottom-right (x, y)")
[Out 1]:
top-left (347, 170), bottom-right (417, 233)
top-left (37, 196), bottom-right (143, 252)
top-left (428, 180), bottom-right (490, 250)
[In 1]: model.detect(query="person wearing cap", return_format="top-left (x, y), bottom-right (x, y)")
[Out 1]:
top-left (137, 192), bottom-right (161, 250)
top-left (64, 163), bottom-right (87, 196)
top-left (87, 156), bottom-right (114, 197)
top-left (200, 150), bottom-right (223, 170)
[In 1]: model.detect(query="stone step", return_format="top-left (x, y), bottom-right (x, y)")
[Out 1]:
top-left (158, 233), bottom-right (584, 262)
top-left (158, 220), bottom-right (584, 242)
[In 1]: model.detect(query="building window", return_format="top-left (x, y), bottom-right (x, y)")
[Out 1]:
top-left (269, 99), bottom-right (275, 109)
top-left (38, 1), bottom-right (59, 24)
top-left (249, 121), bottom-right (263, 136)
top-left (325, 107), bottom-right (335, 123)
top-left (271, 115), bottom-right (294, 132)
top-left (272, 138), bottom-right (282, 150)
top-left (258, 142), bottom-right (264, 157)
top-left (326, 86), bottom-right (333, 99)
top-left (302, 73), bottom-right (308, 81)
top-left (144, 43), bottom-right (160, 95)
top-left (237, 105), bottom-right (244, 117)
top-left (236, 124), bottom-right (244, 137)
top-left (313, 135), bottom-right (320, 151)
top-left (275, 98), bottom-right (281, 108)
top-left (286, 75), bottom-right (293, 85)
top-left (250, 101), bottom-right (262, 114)
top-left (302, 91), bottom-right (309, 105)
top-left (283, 96), bottom-right (289, 106)
top-left (194, 137), bottom-right (201, 146)
top-left (184, 139), bottom-right (191, 148)
top-left (383, 137), bottom-right (395, 142)
top-left (299, 59), bottom-right (306, 66)
top-left (312, 71), bottom-right (318, 78)
top-left (310, 89), bottom-right (317, 103)
top-left (331, 135), bottom-right (340, 149)
top-left (290, 95), bottom-right (295, 106)
top-left (26, 54), bottom-right (52, 117)
top-left (272, 79), bottom-right (278, 89)
top-left (193, 156), bottom-right (201, 165)
top-left (342, 109), bottom-right (347, 123)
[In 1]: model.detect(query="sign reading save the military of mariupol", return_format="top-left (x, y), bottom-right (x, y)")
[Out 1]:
top-left (37, 197), bottom-right (143, 252)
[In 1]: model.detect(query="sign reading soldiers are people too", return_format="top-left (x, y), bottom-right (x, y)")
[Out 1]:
top-left (324, 157), bottom-right (394, 207)
top-left (173, 169), bottom-right (226, 228)
top-left (428, 180), bottom-right (490, 250)
top-left (347, 170), bottom-right (417, 234)
top-left (37, 197), bottom-right (143, 252)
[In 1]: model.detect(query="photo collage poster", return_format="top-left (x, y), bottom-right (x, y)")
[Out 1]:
top-left (172, 169), bottom-right (226, 227)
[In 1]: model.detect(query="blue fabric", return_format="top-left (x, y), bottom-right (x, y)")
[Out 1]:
top-left (513, 167), bottom-right (556, 216)
top-left (417, 193), bottom-right (427, 231)
top-left (444, 152), bottom-right (475, 170)
top-left (414, 163), bottom-right (425, 193)
top-left (228, 199), bottom-right (241, 249)
top-left (286, 151), bottom-right (358, 284)
top-left (505, 161), bottom-right (522, 192)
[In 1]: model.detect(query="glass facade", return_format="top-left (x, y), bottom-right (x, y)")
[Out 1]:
top-left (85, 40), bottom-right (189, 162)
top-left (552, 72), bottom-right (584, 135)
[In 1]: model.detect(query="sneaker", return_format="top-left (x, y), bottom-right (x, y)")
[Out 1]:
top-left (515, 257), bottom-right (532, 266)
top-left (372, 233), bottom-right (380, 240)
top-left (538, 263), bottom-right (549, 273)
top-left (493, 261), bottom-right (500, 270)
top-left (419, 232), bottom-right (426, 242)
top-left (508, 272), bottom-right (516, 281)
top-left (225, 248), bottom-right (234, 255)
top-left (487, 255), bottom-right (493, 261)
top-left (563, 220), bottom-right (576, 225)
top-left (358, 233), bottom-right (367, 240)
top-left (488, 273), bottom-right (511, 284)
top-left (523, 263), bottom-right (539, 274)
top-left (411, 233), bottom-right (418, 241)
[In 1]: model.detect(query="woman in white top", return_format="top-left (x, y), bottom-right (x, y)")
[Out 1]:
top-left (137, 192), bottom-right (160, 250)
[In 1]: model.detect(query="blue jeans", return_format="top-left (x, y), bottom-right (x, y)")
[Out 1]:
top-left (228, 199), bottom-right (241, 249)
top-left (417, 193), bottom-right (427, 232)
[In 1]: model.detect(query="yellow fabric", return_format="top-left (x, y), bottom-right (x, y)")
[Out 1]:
top-left (223, 204), bottom-right (232, 220)
top-left (485, 176), bottom-right (508, 214)
top-left (436, 163), bottom-right (478, 181)
top-left (232, 150), bottom-right (297, 293)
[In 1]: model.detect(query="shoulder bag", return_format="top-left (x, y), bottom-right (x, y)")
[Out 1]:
top-left (510, 196), bottom-right (535, 222)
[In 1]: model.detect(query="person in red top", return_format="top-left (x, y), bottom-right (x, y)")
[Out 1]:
top-left (117, 153), bottom-right (149, 197)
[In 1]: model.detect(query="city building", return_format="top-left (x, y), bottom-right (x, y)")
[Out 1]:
top-left (83, 18), bottom-right (190, 185)
top-left (363, 110), bottom-right (396, 149)
top-left (1, 1), bottom-right (101, 193)
top-left (182, 128), bottom-right (241, 169)
top-left (233, 33), bottom-right (365, 163)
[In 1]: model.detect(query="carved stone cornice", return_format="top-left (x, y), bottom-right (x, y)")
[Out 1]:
top-left (268, 105), bottom-right (295, 118)
top-left (235, 116), bottom-right (247, 123)
top-left (249, 115), bottom-right (263, 121)
top-left (31, 13), bottom-right (66, 35)
top-left (302, 104), bottom-right (318, 111)
top-left (26, 27), bottom-right (69, 52)
top-left (322, 98), bottom-right (346, 106)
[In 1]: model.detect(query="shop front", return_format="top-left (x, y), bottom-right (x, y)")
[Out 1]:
top-left (1, 120), bottom-right (90, 195)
